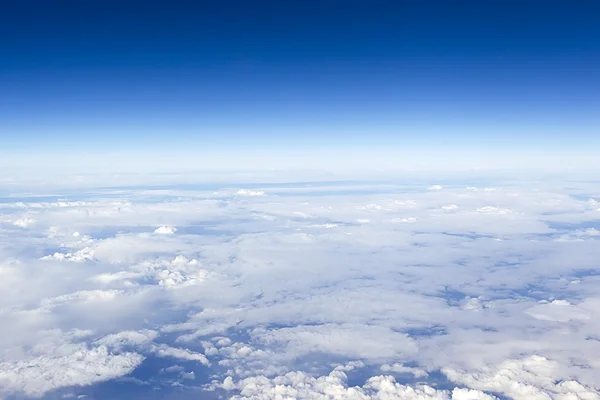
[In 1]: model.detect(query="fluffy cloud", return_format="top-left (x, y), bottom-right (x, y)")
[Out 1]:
top-left (12, 217), bottom-right (36, 228)
top-left (97, 330), bottom-right (210, 365)
top-left (213, 365), bottom-right (496, 400)
top-left (41, 247), bottom-right (95, 262)
top-left (0, 326), bottom-right (210, 397)
top-left (1, 177), bottom-right (600, 398)
top-left (0, 330), bottom-right (144, 397)
top-left (443, 355), bottom-right (600, 400)
top-left (0, 346), bottom-right (142, 397)
top-left (154, 226), bottom-right (177, 235)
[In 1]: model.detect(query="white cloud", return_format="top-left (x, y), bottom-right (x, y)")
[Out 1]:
top-left (460, 297), bottom-right (492, 312)
top-left (213, 365), bottom-right (495, 400)
top-left (97, 330), bottom-right (210, 365)
top-left (252, 324), bottom-right (417, 362)
top-left (236, 189), bottom-right (266, 196)
top-left (0, 330), bottom-right (144, 398)
top-left (181, 371), bottom-right (195, 380)
top-left (162, 364), bottom-right (185, 374)
top-left (428, 185), bottom-right (443, 190)
top-left (443, 355), bottom-right (600, 400)
top-left (475, 206), bottom-right (512, 215)
top-left (95, 329), bottom-right (159, 349)
top-left (0, 346), bottom-right (142, 398)
top-left (391, 217), bottom-right (417, 223)
top-left (41, 247), bottom-right (95, 262)
top-left (441, 204), bottom-right (459, 211)
top-left (525, 299), bottom-right (591, 322)
top-left (2, 176), bottom-right (600, 398)
top-left (380, 363), bottom-right (428, 378)
top-left (154, 226), bottom-right (177, 235)
top-left (153, 344), bottom-right (210, 365)
top-left (451, 388), bottom-right (497, 400)
top-left (12, 217), bottom-right (36, 228)
top-left (40, 290), bottom-right (122, 308)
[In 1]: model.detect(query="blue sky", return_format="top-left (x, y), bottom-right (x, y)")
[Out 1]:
top-left (1, 1), bottom-right (599, 170)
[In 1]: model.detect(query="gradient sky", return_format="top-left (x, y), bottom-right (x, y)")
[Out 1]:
top-left (1, 1), bottom-right (599, 171)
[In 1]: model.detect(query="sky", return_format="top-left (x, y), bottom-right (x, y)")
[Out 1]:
top-left (1, 1), bottom-right (599, 171)
top-left (3, 5), bottom-right (600, 398)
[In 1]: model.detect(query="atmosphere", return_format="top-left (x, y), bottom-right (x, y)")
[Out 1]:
top-left (2, 1), bottom-right (599, 171)
top-left (3, 2), bottom-right (600, 400)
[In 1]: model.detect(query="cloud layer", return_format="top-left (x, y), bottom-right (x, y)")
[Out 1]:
top-left (1, 178), bottom-right (600, 398)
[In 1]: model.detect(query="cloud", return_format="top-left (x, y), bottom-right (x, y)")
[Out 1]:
top-left (441, 204), bottom-right (459, 211)
top-left (476, 206), bottom-right (512, 215)
top-left (451, 389), bottom-right (497, 400)
top-left (252, 324), bottom-right (418, 362)
top-left (181, 371), bottom-right (195, 380)
top-left (154, 226), bottom-right (177, 235)
top-left (152, 344), bottom-right (210, 365)
top-left (12, 217), bottom-right (36, 228)
top-left (95, 329), bottom-right (159, 349)
top-left (0, 330), bottom-right (144, 397)
top-left (91, 255), bottom-right (211, 288)
top-left (525, 299), bottom-right (591, 322)
top-left (41, 247), bottom-right (95, 262)
top-left (380, 363), bottom-right (428, 378)
top-left (443, 355), bottom-right (599, 400)
top-left (391, 217), bottom-right (417, 223)
top-left (213, 365), bottom-right (496, 400)
top-left (40, 290), bottom-right (122, 308)
top-left (1, 177), bottom-right (600, 398)
top-left (97, 330), bottom-right (210, 365)
top-left (236, 189), bottom-right (266, 196)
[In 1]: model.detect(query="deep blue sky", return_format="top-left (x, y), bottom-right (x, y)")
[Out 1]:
top-left (1, 1), bottom-right (599, 169)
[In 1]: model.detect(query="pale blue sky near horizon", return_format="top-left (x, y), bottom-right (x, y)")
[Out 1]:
top-left (1, 1), bottom-right (599, 170)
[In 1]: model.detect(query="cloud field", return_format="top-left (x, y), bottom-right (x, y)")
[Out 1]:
top-left (1, 176), bottom-right (600, 399)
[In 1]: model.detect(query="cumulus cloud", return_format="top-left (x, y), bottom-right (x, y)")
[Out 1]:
top-left (97, 330), bottom-right (210, 365)
top-left (12, 217), bottom-right (36, 228)
top-left (0, 330), bottom-right (144, 397)
top-left (41, 247), bottom-right (95, 262)
top-left (443, 355), bottom-right (600, 400)
top-left (0, 347), bottom-right (142, 397)
top-left (213, 365), bottom-right (495, 400)
top-left (1, 176), bottom-right (600, 398)
top-left (380, 363), bottom-right (429, 378)
top-left (154, 226), bottom-right (177, 235)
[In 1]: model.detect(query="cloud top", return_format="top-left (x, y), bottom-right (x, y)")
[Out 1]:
top-left (1, 176), bottom-right (600, 398)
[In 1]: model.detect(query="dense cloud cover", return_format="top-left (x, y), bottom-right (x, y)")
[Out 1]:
top-left (1, 177), bottom-right (600, 399)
